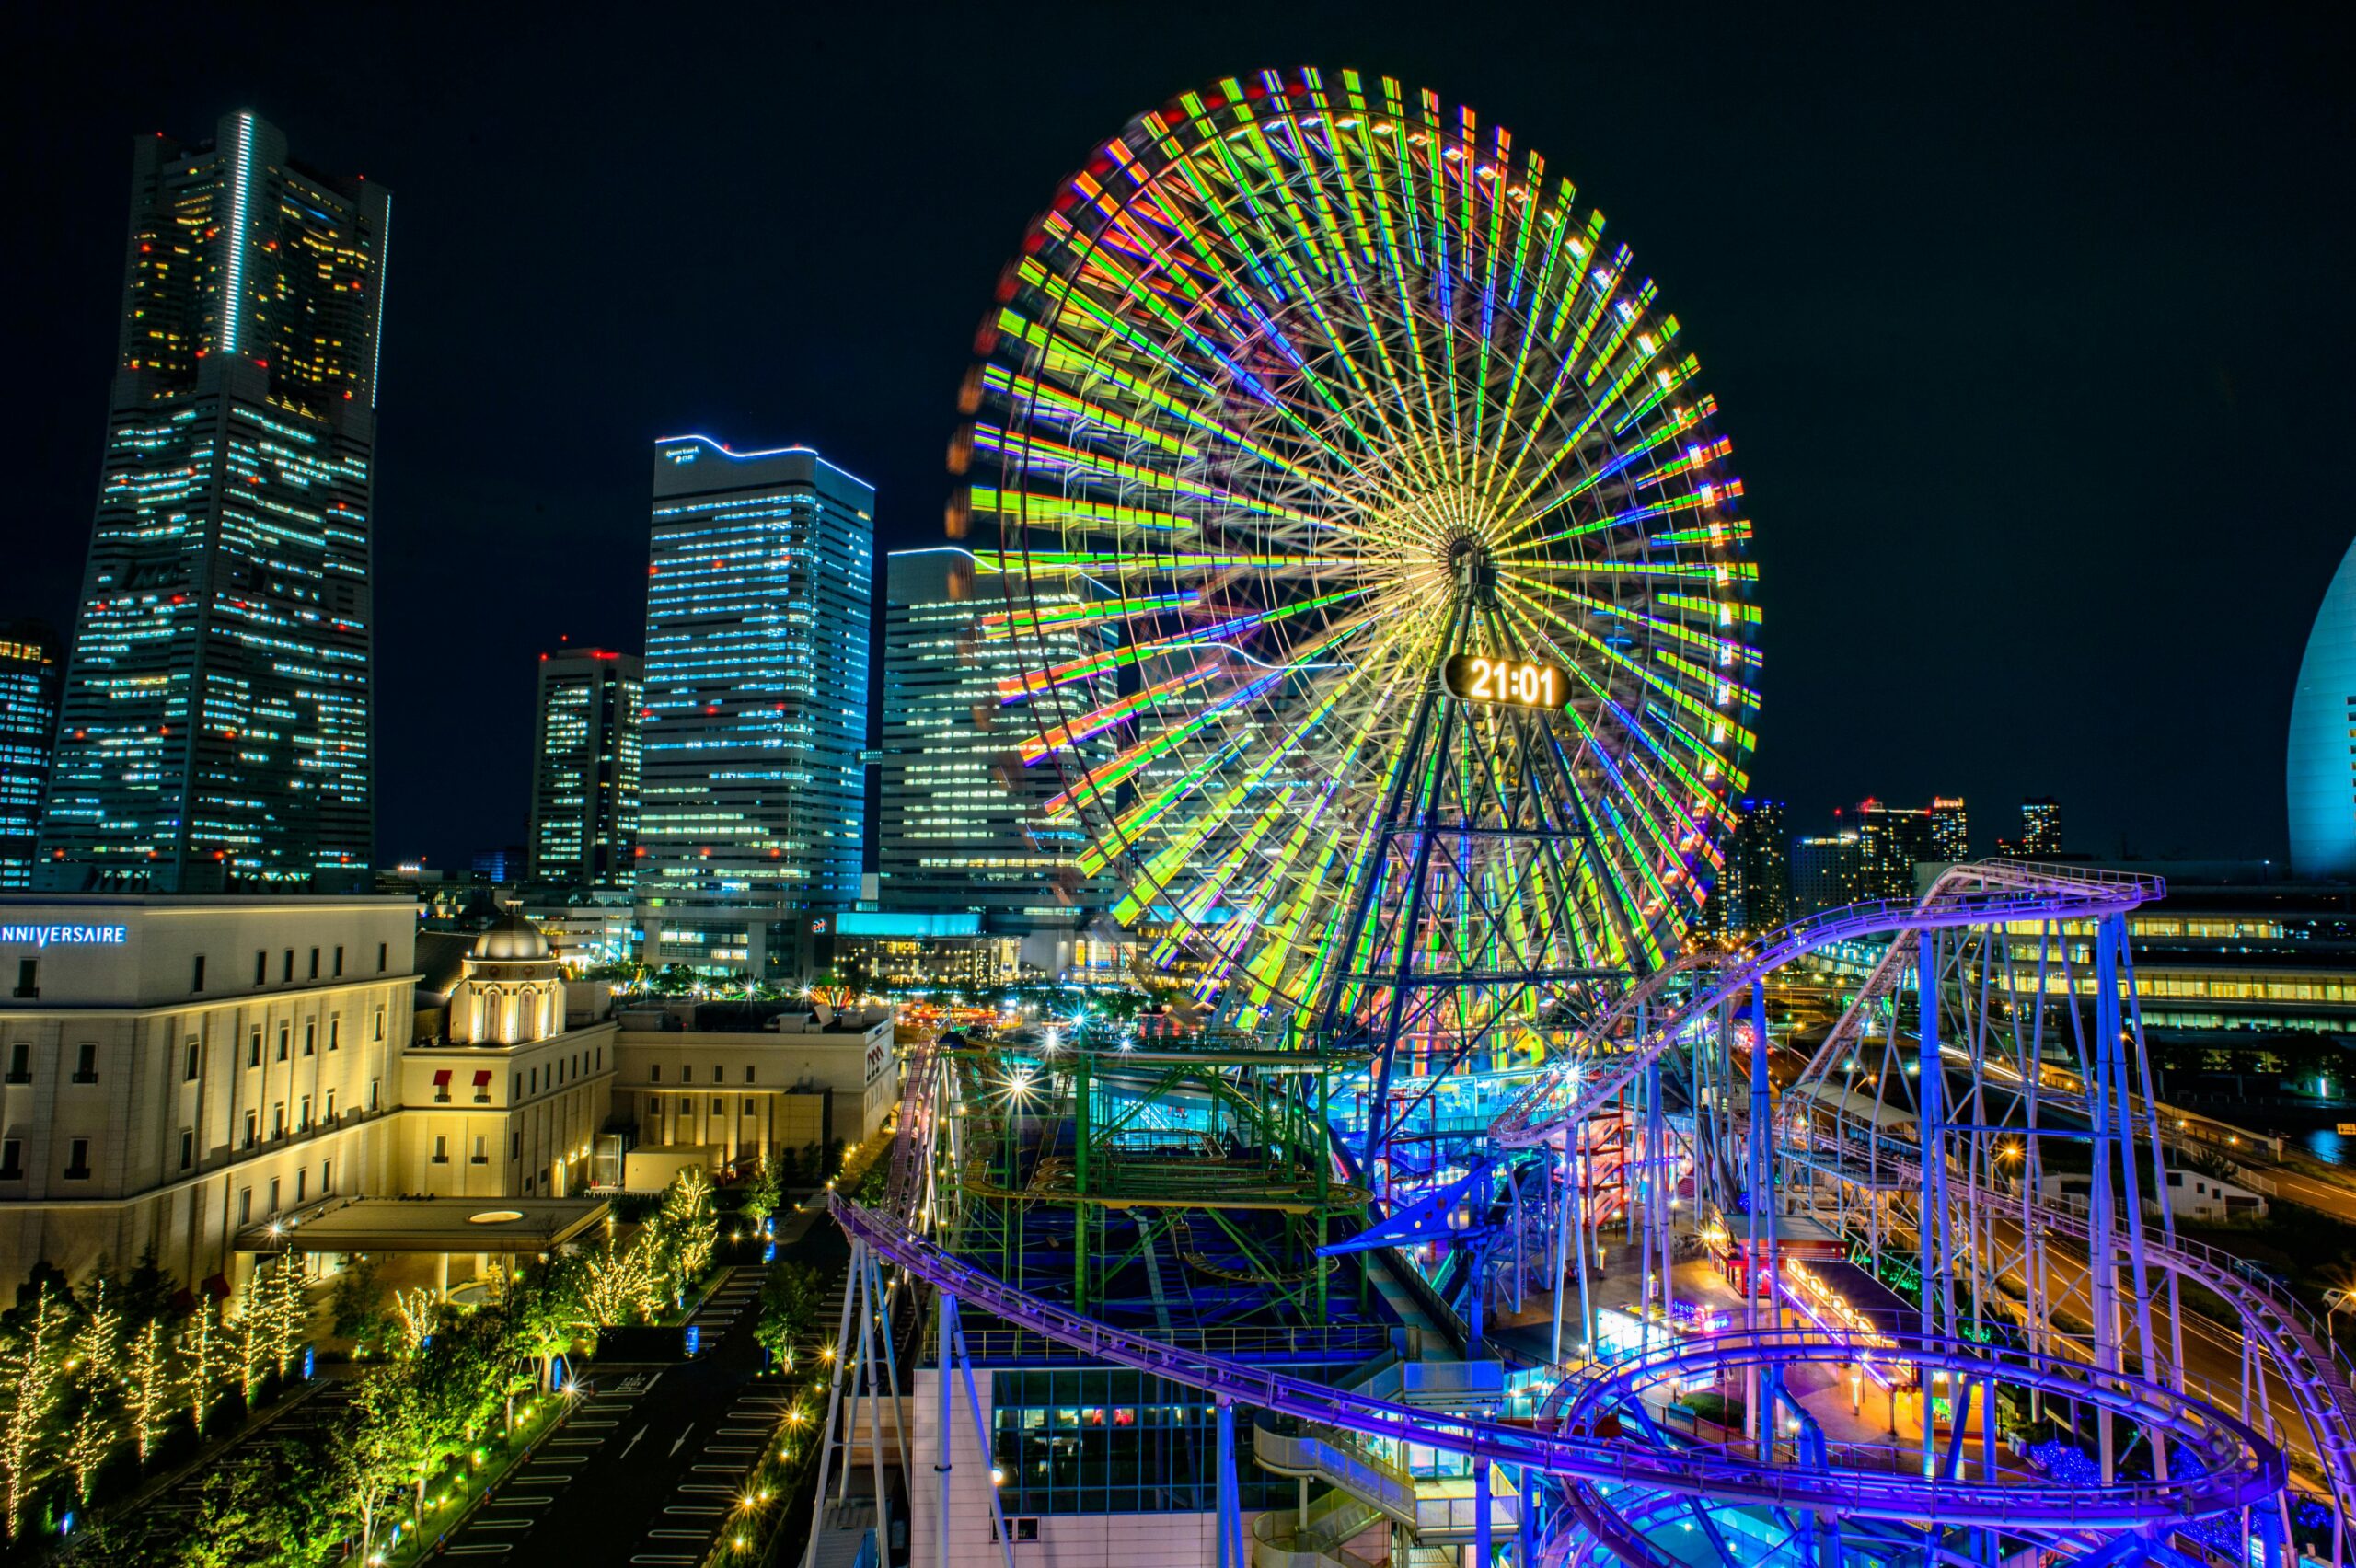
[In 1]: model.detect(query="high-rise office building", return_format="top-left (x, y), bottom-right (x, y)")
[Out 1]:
top-left (1928, 796), bottom-right (1969, 863)
top-left (877, 549), bottom-right (1114, 935)
top-left (527, 648), bottom-right (642, 887)
top-left (2020, 797), bottom-right (2062, 858)
top-left (0, 624), bottom-right (64, 889)
top-left (1846, 799), bottom-right (1934, 903)
top-left (38, 114), bottom-right (388, 893)
top-left (636, 437), bottom-right (873, 977)
top-left (1709, 797), bottom-right (1787, 937)
top-left (1790, 831), bottom-right (1864, 917)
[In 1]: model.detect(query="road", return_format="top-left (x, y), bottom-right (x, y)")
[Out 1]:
top-left (437, 1251), bottom-right (775, 1564)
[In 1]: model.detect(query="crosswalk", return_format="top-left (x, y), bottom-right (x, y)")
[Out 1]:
top-left (628, 1267), bottom-right (769, 1563)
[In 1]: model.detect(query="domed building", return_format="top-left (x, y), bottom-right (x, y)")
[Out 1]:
top-left (450, 910), bottom-right (564, 1045)
top-left (2290, 538), bottom-right (2356, 879)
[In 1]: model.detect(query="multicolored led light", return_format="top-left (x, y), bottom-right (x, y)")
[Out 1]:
top-left (962, 67), bottom-right (1760, 1033)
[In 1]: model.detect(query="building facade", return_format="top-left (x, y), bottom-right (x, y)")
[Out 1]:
top-left (877, 549), bottom-right (1114, 934)
top-left (0, 625), bottom-right (62, 891)
top-left (0, 895), bottom-right (414, 1291)
top-left (636, 438), bottom-right (873, 978)
top-left (1709, 797), bottom-right (1787, 938)
top-left (2021, 797), bottom-right (2062, 858)
top-left (1928, 797), bottom-right (1969, 863)
top-left (527, 648), bottom-right (642, 886)
top-left (1790, 832), bottom-right (1864, 917)
top-left (38, 114), bottom-right (387, 894)
top-left (609, 1007), bottom-right (896, 1168)
top-left (2291, 537), bottom-right (2356, 880)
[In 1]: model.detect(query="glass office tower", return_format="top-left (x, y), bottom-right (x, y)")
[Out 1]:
top-left (877, 548), bottom-right (1114, 935)
top-left (38, 113), bottom-right (388, 892)
top-left (636, 437), bottom-right (872, 977)
top-left (0, 623), bottom-right (63, 890)
top-left (527, 648), bottom-right (642, 887)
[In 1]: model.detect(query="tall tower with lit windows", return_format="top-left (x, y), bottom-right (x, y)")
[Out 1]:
top-left (37, 113), bottom-right (389, 893)
top-left (0, 623), bottom-right (63, 890)
top-left (527, 648), bottom-right (642, 887)
top-left (634, 437), bottom-right (873, 978)
top-left (877, 548), bottom-right (1115, 935)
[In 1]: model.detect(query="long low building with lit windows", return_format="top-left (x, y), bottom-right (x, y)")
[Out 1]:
top-left (0, 897), bottom-right (901, 1299)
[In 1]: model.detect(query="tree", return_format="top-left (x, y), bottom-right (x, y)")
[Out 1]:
top-left (181, 1300), bottom-right (222, 1437)
top-left (755, 1262), bottom-right (826, 1372)
top-left (329, 1255), bottom-right (390, 1359)
top-left (391, 1288), bottom-right (439, 1357)
top-left (63, 1280), bottom-right (121, 1504)
top-left (116, 1245), bottom-right (178, 1331)
top-left (0, 1283), bottom-right (69, 1537)
top-left (335, 1371), bottom-right (423, 1562)
top-left (742, 1155), bottom-right (785, 1232)
top-left (658, 1168), bottom-right (719, 1301)
top-left (579, 1236), bottom-right (655, 1328)
top-left (260, 1253), bottom-right (307, 1380)
top-left (177, 1434), bottom-right (341, 1568)
top-left (125, 1318), bottom-right (174, 1465)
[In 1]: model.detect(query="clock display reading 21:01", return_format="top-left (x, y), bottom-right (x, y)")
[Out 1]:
top-left (1441, 652), bottom-right (1572, 710)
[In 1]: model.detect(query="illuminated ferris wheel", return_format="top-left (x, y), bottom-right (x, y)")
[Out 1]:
top-left (958, 67), bottom-right (1759, 1066)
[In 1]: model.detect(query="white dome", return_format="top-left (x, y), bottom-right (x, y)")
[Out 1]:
top-left (470, 911), bottom-right (551, 962)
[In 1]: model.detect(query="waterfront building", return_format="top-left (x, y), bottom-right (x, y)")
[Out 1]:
top-left (0, 625), bottom-right (63, 890)
top-left (38, 114), bottom-right (387, 894)
top-left (527, 648), bottom-right (642, 886)
top-left (877, 549), bottom-right (1114, 935)
top-left (635, 437), bottom-right (873, 979)
top-left (2292, 538), bottom-right (2356, 879)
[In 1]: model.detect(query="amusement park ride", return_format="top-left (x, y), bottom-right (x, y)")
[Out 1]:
top-left (810, 66), bottom-right (2355, 1568)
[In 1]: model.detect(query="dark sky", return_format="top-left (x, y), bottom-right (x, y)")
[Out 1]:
top-left (8, 3), bottom-right (2351, 870)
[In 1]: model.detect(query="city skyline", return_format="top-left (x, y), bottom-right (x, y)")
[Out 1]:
top-left (7, 11), bottom-right (2350, 875)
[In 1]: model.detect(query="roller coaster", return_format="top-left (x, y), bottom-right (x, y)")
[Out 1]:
top-left (804, 65), bottom-right (2353, 1568)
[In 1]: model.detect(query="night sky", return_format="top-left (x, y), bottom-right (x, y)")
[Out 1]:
top-left (8, 4), bottom-right (2350, 870)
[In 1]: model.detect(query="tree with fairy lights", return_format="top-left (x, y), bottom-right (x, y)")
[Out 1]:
top-left (62, 1279), bottom-right (121, 1505)
top-left (124, 1317), bottom-right (172, 1466)
top-left (0, 1284), bottom-right (68, 1537)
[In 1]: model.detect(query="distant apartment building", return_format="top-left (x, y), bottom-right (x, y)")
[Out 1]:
top-left (1790, 831), bottom-right (1865, 917)
top-left (1709, 798), bottom-right (1788, 937)
top-left (527, 648), bottom-right (642, 886)
top-left (635, 438), bottom-right (873, 978)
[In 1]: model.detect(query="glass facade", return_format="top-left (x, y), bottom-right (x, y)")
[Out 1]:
top-left (636, 438), bottom-right (872, 975)
top-left (37, 114), bottom-right (387, 893)
top-left (991, 1369), bottom-right (1286, 1516)
top-left (877, 549), bottom-right (1114, 935)
top-left (2291, 537), bottom-right (2356, 879)
top-left (528, 649), bottom-right (642, 886)
top-left (0, 624), bottom-right (62, 890)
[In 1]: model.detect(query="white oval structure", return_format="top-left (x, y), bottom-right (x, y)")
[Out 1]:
top-left (2290, 537), bottom-right (2356, 878)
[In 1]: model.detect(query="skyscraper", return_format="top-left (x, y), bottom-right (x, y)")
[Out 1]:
top-left (877, 549), bottom-right (1114, 935)
top-left (1790, 831), bottom-right (1864, 917)
top-left (2020, 797), bottom-right (2062, 858)
top-left (0, 623), bottom-right (64, 890)
top-left (38, 114), bottom-right (388, 892)
top-left (1928, 797), bottom-right (1969, 863)
top-left (527, 648), bottom-right (642, 887)
top-left (635, 437), bottom-right (873, 977)
top-left (1848, 799), bottom-right (1934, 903)
top-left (1710, 797), bottom-right (1787, 936)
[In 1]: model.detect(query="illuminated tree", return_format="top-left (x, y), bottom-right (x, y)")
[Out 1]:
top-left (231, 1274), bottom-right (266, 1404)
top-left (125, 1319), bottom-right (172, 1465)
top-left (180, 1300), bottom-right (220, 1436)
top-left (742, 1154), bottom-right (785, 1232)
top-left (63, 1280), bottom-right (121, 1503)
top-left (0, 1284), bottom-right (68, 1537)
top-left (579, 1236), bottom-right (654, 1328)
top-left (260, 1253), bottom-right (307, 1380)
top-left (658, 1167), bottom-right (718, 1303)
top-left (392, 1288), bottom-right (439, 1356)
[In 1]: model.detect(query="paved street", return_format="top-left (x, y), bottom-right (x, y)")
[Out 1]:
top-left (437, 1262), bottom-right (773, 1563)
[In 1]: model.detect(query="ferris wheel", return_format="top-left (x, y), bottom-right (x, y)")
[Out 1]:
top-left (958, 67), bottom-right (1759, 1064)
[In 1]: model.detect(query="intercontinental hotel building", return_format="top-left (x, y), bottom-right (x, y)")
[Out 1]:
top-left (0, 894), bottom-right (895, 1297)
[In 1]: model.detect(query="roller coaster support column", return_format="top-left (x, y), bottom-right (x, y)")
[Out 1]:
top-left (1648, 1056), bottom-right (1673, 1342)
top-left (1550, 1136), bottom-right (1571, 1366)
top-left (2089, 917), bottom-right (2123, 1483)
top-left (805, 1238), bottom-right (863, 1568)
top-left (1917, 934), bottom-right (1946, 1480)
top-left (1749, 979), bottom-right (1773, 1457)
top-left (1215, 1396), bottom-right (1243, 1568)
top-left (1475, 1455), bottom-right (1494, 1568)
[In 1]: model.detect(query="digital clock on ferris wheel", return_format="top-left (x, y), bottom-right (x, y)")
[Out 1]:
top-left (1441, 652), bottom-right (1571, 710)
